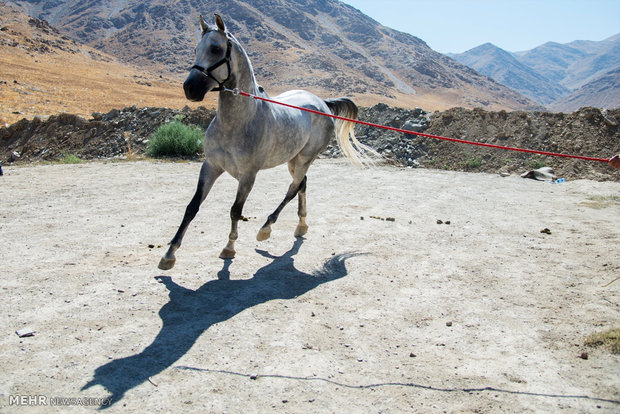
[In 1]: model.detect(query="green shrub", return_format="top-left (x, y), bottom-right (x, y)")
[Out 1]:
top-left (463, 156), bottom-right (482, 169)
top-left (529, 158), bottom-right (546, 169)
top-left (147, 120), bottom-right (204, 157)
top-left (60, 153), bottom-right (82, 164)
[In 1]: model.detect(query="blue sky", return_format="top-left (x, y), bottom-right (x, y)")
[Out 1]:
top-left (341, 0), bottom-right (620, 53)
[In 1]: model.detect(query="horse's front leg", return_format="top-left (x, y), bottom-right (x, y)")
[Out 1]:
top-left (220, 173), bottom-right (257, 259)
top-left (159, 161), bottom-right (223, 270)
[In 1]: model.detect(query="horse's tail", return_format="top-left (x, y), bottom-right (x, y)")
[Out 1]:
top-left (324, 98), bottom-right (380, 167)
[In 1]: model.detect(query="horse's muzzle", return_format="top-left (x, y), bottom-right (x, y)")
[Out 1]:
top-left (183, 70), bottom-right (210, 102)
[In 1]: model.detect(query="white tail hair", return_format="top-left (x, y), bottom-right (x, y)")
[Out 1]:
top-left (325, 98), bottom-right (380, 167)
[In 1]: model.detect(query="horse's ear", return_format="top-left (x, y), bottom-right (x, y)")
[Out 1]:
top-left (214, 14), bottom-right (226, 32)
top-left (199, 14), bottom-right (208, 33)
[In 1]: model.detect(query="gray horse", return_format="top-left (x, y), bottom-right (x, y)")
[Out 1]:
top-left (159, 14), bottom-right (376, 270)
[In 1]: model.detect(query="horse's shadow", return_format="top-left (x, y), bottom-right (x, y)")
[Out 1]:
top-left (82, 238), bottom-right (356, 408)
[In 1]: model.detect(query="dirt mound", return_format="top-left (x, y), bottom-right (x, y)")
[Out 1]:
top-left (355, 105), bottom-right (619, 181)
top-left (1, 105), bottom-right (618, 181)
top-left (0, 106), bottom-right (215, 162)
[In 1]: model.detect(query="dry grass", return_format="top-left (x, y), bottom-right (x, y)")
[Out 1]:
top-left (585, 328), bottom-right (620, 354)
top-left (0, 47), bottom-right (216, 125)
top-left (581, 195), bottom-right (620, 209)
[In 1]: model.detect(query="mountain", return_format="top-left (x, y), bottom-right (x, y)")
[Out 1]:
top-left (451, 34), bottom-right (620, 110)
top-left (549, 67), bottom-right (620, 112)
top-left (515, 34), bottom-right (620, 90)
top-left (447, 43), bottom-right (569, 105)
top-left (3, 0), bottom-right (542, 111)
top-left (0, 3), bottom-right (193, 125)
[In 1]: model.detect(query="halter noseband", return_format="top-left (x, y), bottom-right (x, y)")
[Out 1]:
top-left (190, 37), bottom-right (233, 91)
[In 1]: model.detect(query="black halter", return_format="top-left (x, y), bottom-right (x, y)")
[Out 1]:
top-left (190, 38), bottom-right (233, 91)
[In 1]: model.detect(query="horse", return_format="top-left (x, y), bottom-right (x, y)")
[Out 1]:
top-left (158, 14), bottom-right (376, 270)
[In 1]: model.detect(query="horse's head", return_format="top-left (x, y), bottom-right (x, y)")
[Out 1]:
top-left (184, 14), bottom-right (233, 101)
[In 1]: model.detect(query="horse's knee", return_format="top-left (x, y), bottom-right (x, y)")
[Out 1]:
top-left (230, 202), bottom-right (243, 221)
top-left (298, 176), bottom-right (307, 193)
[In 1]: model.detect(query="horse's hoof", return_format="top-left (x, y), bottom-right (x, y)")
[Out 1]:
top-left (158, 256), bottom-right (176, 270)
top-left (219, 247), bottom-right (236, 259)
top-left (256, 226), bottom-right (271, 241)
top-left (294, 223), bottom-right (308, 237)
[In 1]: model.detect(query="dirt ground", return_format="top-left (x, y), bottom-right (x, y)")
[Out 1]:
top-left (0, 159), bottom-right (618, 413)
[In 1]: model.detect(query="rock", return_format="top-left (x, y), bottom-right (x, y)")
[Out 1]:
top-left (521, 167), bottom-right (556, 182)
top-left (402, 120), bottom-right (425, 132)
top-left (16, 327), bottom-right (35, 337)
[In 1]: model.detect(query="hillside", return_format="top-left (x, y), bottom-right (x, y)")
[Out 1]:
top-left (549, 67), bottom-right (620, 112)
top-left (4, 0), bottom-right (541, 111)
top-left (0, 3), bottom-right (210, 125)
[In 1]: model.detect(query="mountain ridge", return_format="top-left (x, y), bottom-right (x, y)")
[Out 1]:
top-left (4, 0), bottom-right (542, 111)
top-left (447, 43), bottom-right (569, 105)
top-left (451, 34), bottom-right (620, 110)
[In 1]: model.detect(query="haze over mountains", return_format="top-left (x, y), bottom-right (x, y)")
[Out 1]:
top-left (4, 0), bottom-right (540, 111)
top-left (449, 34), bottom-right (620, 111)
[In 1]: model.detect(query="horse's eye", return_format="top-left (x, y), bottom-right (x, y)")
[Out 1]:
top-left (210, 45), bottom-right (222, 55)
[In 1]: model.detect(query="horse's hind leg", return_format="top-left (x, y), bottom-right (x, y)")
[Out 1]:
top-left (257, 161), bottom-right (308, 241)
top-left (220, 173), bottom-right (257, 259)
top-left (159, 161), bottom-right (223, 270)
top-left (294, 177), bottom-right (308, 237)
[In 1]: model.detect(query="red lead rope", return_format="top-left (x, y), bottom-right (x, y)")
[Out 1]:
top-left (231, 89), bottom-right (610, 163)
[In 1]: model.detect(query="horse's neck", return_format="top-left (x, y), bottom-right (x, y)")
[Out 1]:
top-left (216, 45), bottom-right (262, 125)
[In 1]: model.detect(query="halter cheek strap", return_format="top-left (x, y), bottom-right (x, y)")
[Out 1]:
top-left (190, 38), bottom-right (233, 91)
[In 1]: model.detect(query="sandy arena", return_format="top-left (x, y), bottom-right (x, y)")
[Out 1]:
top-left (0, 159), bottom-right (618, 412)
